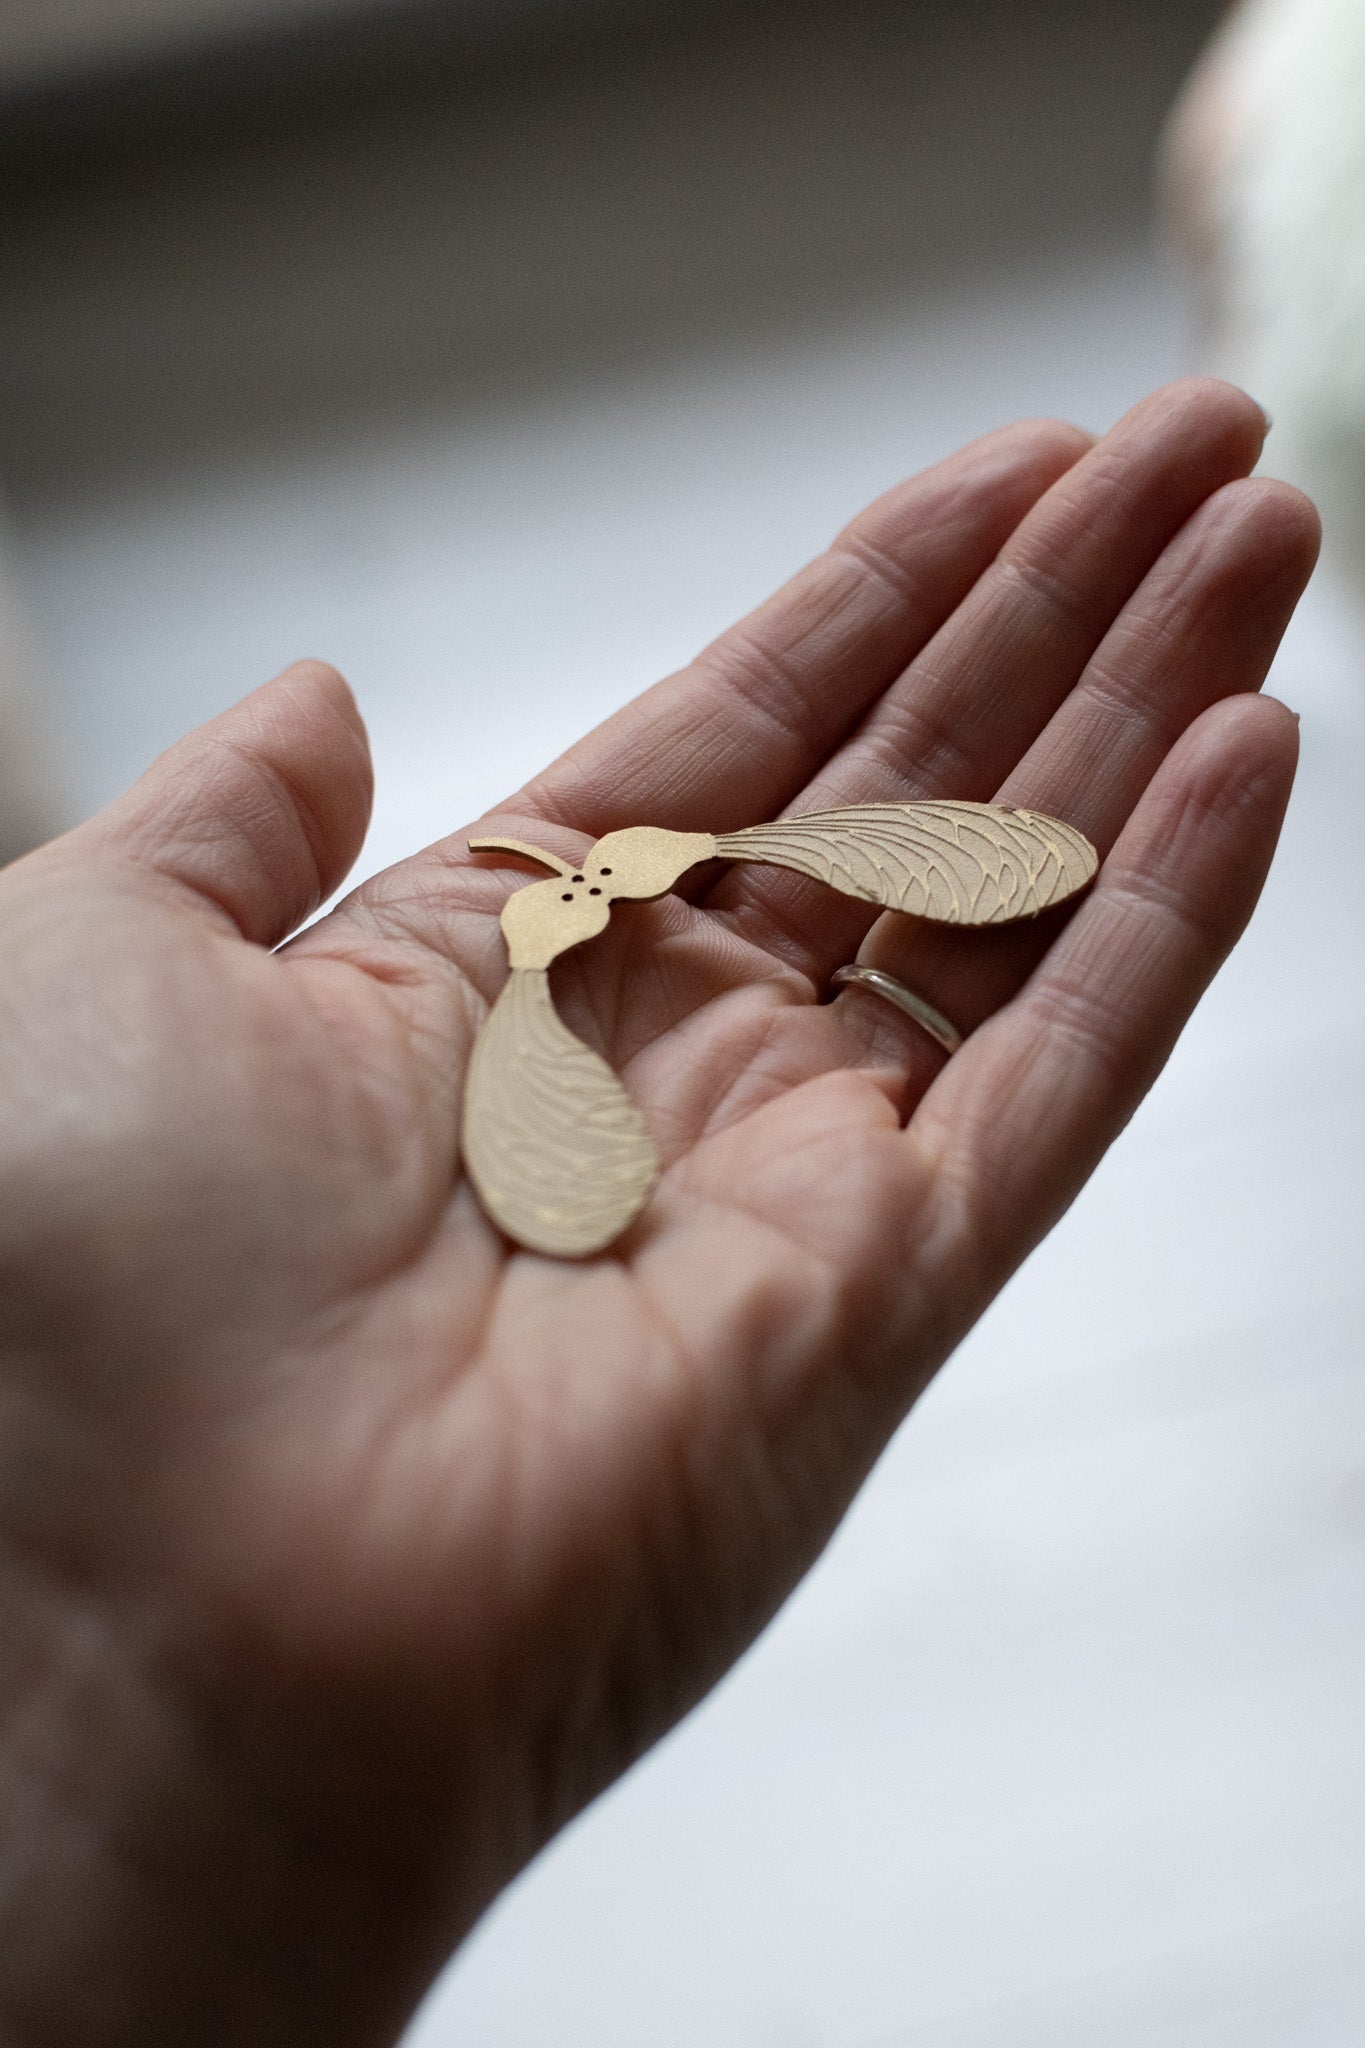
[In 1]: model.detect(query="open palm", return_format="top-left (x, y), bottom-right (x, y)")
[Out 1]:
top-left (0, 381), bottom-right (1318, 2047)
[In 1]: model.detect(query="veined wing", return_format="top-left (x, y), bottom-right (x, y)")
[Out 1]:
top-left (715, 801), bottom-right (1096, 924)
top-left (462, 968), bottom-right (658, 1258)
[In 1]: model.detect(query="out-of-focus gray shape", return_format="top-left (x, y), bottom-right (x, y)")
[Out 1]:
top-left (0, 0), bottom-right (1222, 506)
top-left (0, 0), bottom-right (603, 89)
top-left (1163, 0), bottom-right (1365, 590)
top-left (0, 0), bottom-right (726, 92)
top-left (0, 517), bottom-right (62, 864)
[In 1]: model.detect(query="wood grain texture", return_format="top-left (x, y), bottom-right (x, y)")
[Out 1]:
top-left (715, 801), bottom-right (1097, 923)
top-left (461, 966), bottom-right (659, 1258)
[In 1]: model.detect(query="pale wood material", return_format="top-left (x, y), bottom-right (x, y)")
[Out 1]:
top-left (715, 801), bottom-right (1097, 923)
top-left (461, 967), bottom-right (659, 1259)
top-left (462, 804), bottom-right (1098, 1258)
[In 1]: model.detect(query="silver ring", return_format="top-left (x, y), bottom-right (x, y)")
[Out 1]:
top-left (831, 965), bottom-right (964, 1056)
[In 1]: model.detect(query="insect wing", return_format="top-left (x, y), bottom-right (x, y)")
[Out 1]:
top-left (715, 801), bottom-right (1096, 924)
top-left (462, 968), bottom-right (659, 1257)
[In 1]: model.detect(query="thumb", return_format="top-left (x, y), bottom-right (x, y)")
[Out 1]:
top-left (59, 661), bottom-right (374, 947)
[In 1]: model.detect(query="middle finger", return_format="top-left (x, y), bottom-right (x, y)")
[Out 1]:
top-left (702, 378), bottom-right (1269, 978)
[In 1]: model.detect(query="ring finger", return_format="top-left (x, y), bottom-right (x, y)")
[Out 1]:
top-left (837, 471), bottom-right (1319, 1092)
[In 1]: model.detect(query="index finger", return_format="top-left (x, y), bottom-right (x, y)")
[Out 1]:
top-left (513, 419), bottom-right (1091, 839)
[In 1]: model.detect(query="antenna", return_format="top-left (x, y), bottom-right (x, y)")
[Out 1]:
top-left (468, 836), bottom-right (575, 877)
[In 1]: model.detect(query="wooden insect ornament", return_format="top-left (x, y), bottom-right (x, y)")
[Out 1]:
top-left (463, 803), bottom-right (1098, 1258)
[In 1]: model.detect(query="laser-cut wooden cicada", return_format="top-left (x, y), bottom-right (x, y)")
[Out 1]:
top-left (464, 802), bottom-right (1097, 1257)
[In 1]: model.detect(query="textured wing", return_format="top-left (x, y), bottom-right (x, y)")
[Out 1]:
top-left (462, 968), bottom-right (658, 1258)
top-left (715, 801), bottom-right (1096, 924)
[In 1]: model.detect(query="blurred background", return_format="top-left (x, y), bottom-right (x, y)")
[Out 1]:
top-left (2, 1), bottom-right (1363, 2042)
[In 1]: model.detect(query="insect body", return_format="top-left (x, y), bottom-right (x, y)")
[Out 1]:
top-left (464, 804), bottom-right (1097, 1258)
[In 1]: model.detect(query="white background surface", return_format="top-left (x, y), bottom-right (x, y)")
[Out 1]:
top-left (4, 2), bottom-right (1363, 2039)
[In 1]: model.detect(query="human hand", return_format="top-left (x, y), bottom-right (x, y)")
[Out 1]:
top-left (0, 381), bottom-right (1317, 2046)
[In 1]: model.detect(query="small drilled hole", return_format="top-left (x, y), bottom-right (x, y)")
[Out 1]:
top-left (599, 866), bottom-right (612, 875)
top-left (561, 892), bottom-right (574, 902)
top-left (589, 887), bottom-right (602, 896)
top-left (571, 874), bottom-right (585, 883)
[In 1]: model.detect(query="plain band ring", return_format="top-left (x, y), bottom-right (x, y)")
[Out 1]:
top-left (831, 965), bottom-right (964, 1057)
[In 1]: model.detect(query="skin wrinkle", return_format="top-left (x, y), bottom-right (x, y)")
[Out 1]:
top-left (1024, 437), bottom-right (1144, 517)
top-left (1024, 961), bottom-right (1166, 1087)
top-left (1072, 625), bottom-right (1199, 753)
top-left (339, 889), bottom-right (502, 1006)
top-left (986, 782), bottom-right (1285, 1179)
top-left (206, 738), bottom-right (331, 921)
top-left (111, 671), bottom-right (373, 953)
top-left (281, 977), bottom-right (456, 1209)
top-left (642, 995), bottom-right (786, 1150)
top-left (990, 547), bottom-right (1127, 650)
top-left (693, 614), bottom-right (858, 760)
top-left (714, 869), bottom-right (849, 978)
top-left (718, 474), bottom-right (1048, 718)
top-left (828, 425), bottom-right (1091, 590)
top-left (906, 1095), bottom-right (1016, 1310)
top-left (690, 1080), bottom-right (909, 1263)
top-left (105, 839), bottom-right (252, 944)
top-left (686, 1002), bottom-right (824, 1143)
top-left (823, 528), bottom-right (943, 623)
top-left (1134, 518), bottom-right (1300, 657)
top-left (1113, 554), bottom-right (1208, 644)
top-left (660, 708), bottom-right (758, 812)
top-left (362, 842), bottom-right (524, 913)
top-left (1126, 739), bottom-right (1287, 895)
top-left (832, 679), bottom-right (982, 800)
top-left (354, 1356), bottom-right (518, 1644)
top-left (564, 913), bottom-right (693, 1076)
top-left (1007, 462), bottom-right (1148, 590)
top-left (1021, 870), bottom-right (1221, 1079)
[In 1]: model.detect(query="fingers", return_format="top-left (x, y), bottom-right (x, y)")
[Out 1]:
top-left (319, 421), bottom-right (1087, 976)
top-left (62, 662), bottom-right (373, 946)
top-left (996, 477), bottom-right (1320, 819)
top-left (511, 419), bottom-right (1092, 836)
top-left (910, 693), bottom-right (1299, 1326)
top-left (845, 471), bottom-right (1319, 1063)
top-left (706, 379), bottom-right (1271, 975)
